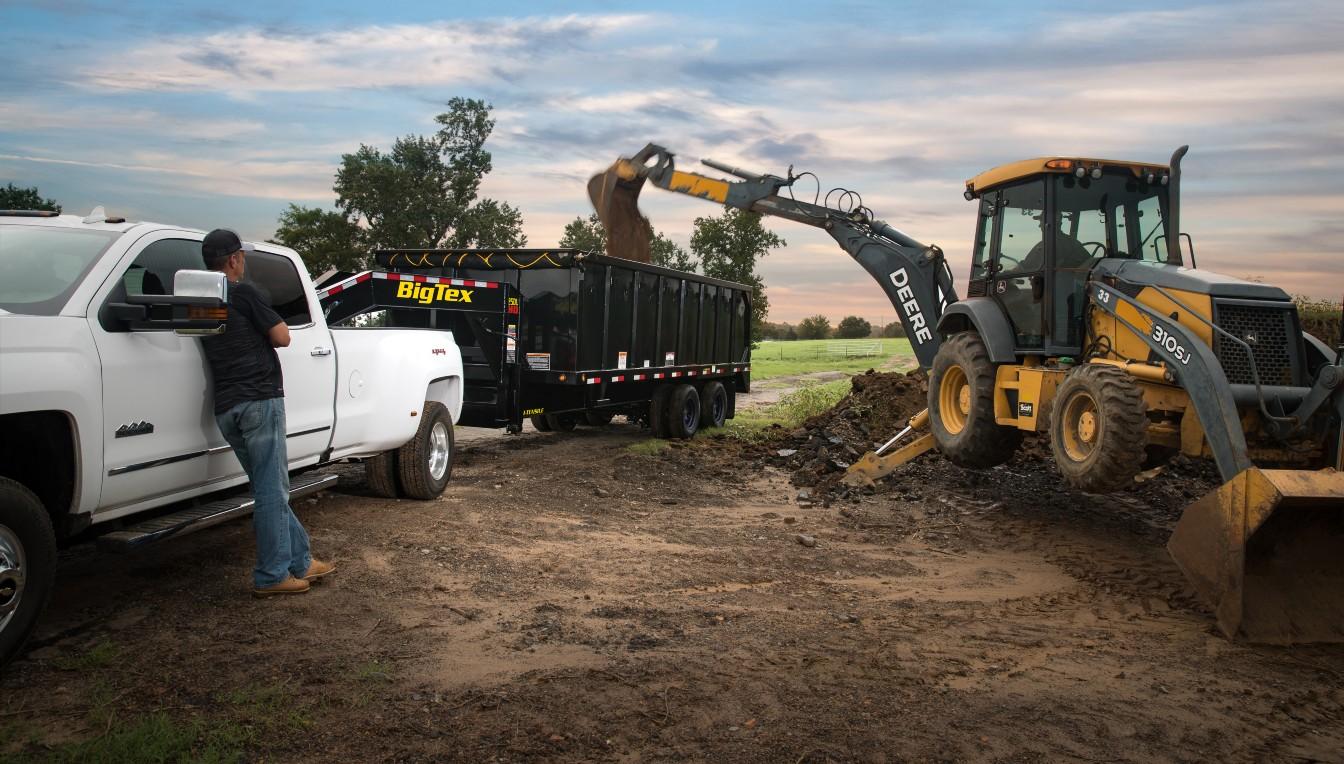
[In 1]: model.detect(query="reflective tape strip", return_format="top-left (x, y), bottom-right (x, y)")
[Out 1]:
top-left (671, 371), bottom-right (681, 377)
top-left (316, 271), bottom-right (373, 300)
top-left (633, 374), bottom-right (646, 381)
top-left (586, 377), bottom-right (600, 385)
top-left (654, 373), bottom-right (664, 379)
top-left (369, 271), bottom-right (498, 289)
top-left (687, 370), bottom-right (697, 376)
top-left (611, 375), bottom-right (625, 382)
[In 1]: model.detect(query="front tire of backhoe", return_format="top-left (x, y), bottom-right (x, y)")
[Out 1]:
top-left (928, 332), bottom-right (1021, 468)
top-left (1049, 364), bottom-right (1147, 493)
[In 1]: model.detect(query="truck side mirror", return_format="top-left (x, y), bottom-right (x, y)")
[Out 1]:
top-left (107, 270), bottom-right (229, 335)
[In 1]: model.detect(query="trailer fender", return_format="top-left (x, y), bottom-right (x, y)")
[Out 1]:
top-left (936, 298), bottom-right (1016, 365)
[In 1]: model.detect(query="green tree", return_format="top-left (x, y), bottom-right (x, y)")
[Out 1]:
top-left (272, 204), bottom-right (365, 275)
top-left (559, 214), bottom-right (697, 272)
top-left (836, 315), bottom-right (873, 339)
top-left (650, 232), bottom-right (697, 273)
top-left (880, 320), bottom-right (906, 338)
top-left (1, 183), bottom-right (60, 213)
top-left (797, 314), bottom-right (831, 340)
top-left (690, 208), bottom-right (784, 340)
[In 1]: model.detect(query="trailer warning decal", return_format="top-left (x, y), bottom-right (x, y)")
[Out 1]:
top-left (526, 353), bottom-right (551, 371)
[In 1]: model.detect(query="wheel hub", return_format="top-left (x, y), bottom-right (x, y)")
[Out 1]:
top-left (957, 386), bottom-right (971, 415)
top-left (1078, 411), bottom-right (1097, 443)
top-left (938, 365), bottom-right (970, 436)
top-left (428, 422), bottom-right (451, 481)
top-left (0, 524), bottom-right (26, 632)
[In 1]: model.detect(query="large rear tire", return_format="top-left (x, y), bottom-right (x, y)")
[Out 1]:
top-left (544, 413), bottom-right (578, 432)
top-left (928, 332), bottom-right (1021, 468)
top-left (397, 401), bottom-right (454, 500)
top-left (364, 450), bottom-right (399, 498)
top-left (700, 381), bottom-right (728, 429)
top-left (0, 478), bottom-right (55, 669)
top-left (530, 415), bottom-right (553, 432)
top-left (1049, 364), bottom-right (1147, 492)
top-left (667, 384), bottom-right (701, 439)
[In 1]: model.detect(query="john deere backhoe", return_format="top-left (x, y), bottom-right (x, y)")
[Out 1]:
top-left (590, 143), bottom-right (1344, 643)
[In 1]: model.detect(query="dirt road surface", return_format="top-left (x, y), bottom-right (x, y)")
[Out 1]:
top-left (4, 407), bottom-right (1343, 760)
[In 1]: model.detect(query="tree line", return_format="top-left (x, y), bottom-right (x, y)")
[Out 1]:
top-left (760, 315), bottom-right (905, 341)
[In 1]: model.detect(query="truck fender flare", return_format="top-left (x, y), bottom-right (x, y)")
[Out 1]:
top-left (936, 298), bottom-right (1017, 365)
top-left (424, 376), bottom-right (463, 424)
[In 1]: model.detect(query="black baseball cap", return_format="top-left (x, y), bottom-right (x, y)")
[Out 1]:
top-left (202, 228), bottom-right (255, 261)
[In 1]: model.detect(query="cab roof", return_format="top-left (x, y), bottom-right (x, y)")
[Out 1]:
top-left (965, 156), bottom-right (1171, 198)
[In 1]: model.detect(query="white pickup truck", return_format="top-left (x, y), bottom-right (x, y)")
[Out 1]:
top-left (0, 209), bottom-right (467, 667)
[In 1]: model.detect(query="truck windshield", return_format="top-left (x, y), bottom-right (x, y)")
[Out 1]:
top-left (1053, 173), bottom-right (1176, 265)
top-left (0, 225), bottom-right (119, 316)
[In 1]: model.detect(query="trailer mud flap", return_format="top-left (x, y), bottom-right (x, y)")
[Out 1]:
top-left (588, 158), bottom-right (653, 263)
top-left (1168, 467), bottom-right (1344, 644)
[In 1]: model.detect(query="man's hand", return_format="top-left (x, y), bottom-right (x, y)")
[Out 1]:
top-left (268, 322), bottom-right (291, 348)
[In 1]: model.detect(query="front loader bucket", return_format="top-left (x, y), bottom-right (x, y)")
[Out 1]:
top-left (587, 158), bottom-right (653, 263)
top-left (1168, 467), bottom-right (1344, 643)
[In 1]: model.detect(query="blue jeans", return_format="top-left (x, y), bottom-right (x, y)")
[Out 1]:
top-left (216, 398), bottom-right (312, 588)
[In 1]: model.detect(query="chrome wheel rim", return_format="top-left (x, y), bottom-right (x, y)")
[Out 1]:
top-left (0, 524), bottom-right (25, 634)
top-left (428, 422), bottom-right (451, 481)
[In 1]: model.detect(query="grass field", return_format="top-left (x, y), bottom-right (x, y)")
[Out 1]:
top-left (750, 338), bottom-right (914, 381)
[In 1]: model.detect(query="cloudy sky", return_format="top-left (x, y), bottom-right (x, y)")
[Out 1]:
top-left (2, 0), bottom-right (1340, 323)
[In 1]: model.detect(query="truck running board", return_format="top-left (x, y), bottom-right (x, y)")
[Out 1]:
top-left (97, 472), bottom-right (339, 553)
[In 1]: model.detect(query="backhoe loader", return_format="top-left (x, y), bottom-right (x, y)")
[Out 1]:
top-left (590, 143), bottom-right (1344, 643)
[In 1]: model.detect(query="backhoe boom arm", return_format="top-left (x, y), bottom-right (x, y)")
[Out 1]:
top-left (589, 143), bottom-right (956, 369)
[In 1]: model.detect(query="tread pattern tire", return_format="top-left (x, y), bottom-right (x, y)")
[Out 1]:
top-left (667, 384), bottom-right (701, 439)
top-left (650, 385), bottom-right (673, 439)
top-left (397, 401), bottom-right (454, 500)
top-left (700, 381), bottom-right (727, 429)
top-left (544, 414), bottom-right (577, 432)
top-left (364, 450), bottom-right (399, 498)
top-left (928, 332), bottom-right (1022, 468)
top-left (530, 415), bottom-right (553, 432)
top-left (0, 477), bottom-right (56, 669)
top-left (1048, 364), bottom-right (1148, 493)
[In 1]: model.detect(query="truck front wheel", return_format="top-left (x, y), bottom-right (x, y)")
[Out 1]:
top-left (0, 477), bottom-right (55, 668)
top-left (397, 402), bottom-right (454, 500)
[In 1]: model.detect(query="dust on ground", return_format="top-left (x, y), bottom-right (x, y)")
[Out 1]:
top-left (3, 376), bottom-right (1343, 762)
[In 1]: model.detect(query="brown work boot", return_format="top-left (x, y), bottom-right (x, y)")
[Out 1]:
top-left (302, 559), bottom-right (336, 582)
top-left (253, 576), bottom-right (310, 597)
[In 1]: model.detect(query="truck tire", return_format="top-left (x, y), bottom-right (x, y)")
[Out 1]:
top-left (1049, 364), bottom-right (1148, 492)
top-left (530, 415), bottom-right (553, 432)
top-left (364, 450), bottom-right (399, 498)
top-left (1, 477), bottom-right (55, 669)
top-left (666, 384), bottom-right (701, 439)
top-left (584, 411), bottom-right (615, 427)
top-left (700, 381), bottom-right (728, 429)
top-left (649, 385), bottom-right (673, 439)
top-left (544, 414), bottom-right (578, 432)
top-left (397, 402), bottom-right (454, 500)
top-left (928, 332), bottom-right (1021, 468)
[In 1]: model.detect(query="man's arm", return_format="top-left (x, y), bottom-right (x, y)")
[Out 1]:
top-left (268, 322), bottom-right (291, 348)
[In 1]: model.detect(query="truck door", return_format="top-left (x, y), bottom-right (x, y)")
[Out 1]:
top-left (90, 233), bottom-right (217, 512)
top-left (206, 249), bottom-right (336, 483)
top-left (987, 180), bottom-right (1048, 350)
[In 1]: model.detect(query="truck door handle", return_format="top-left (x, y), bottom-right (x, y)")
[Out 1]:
top-left (310, 346), bottom-right (332, 357)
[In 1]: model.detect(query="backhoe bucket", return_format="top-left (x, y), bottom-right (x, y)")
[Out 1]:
top-left (587, 158), bottom-right (653, 263)
top-left (1168, 467), bottom-right (1344, 643)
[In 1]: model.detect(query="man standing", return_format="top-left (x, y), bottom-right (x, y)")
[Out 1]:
top-left (200, 229), bottom-right (334, 596)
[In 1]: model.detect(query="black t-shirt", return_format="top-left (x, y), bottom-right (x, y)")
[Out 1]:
top-left (202, 281), bottom-right (285, 415)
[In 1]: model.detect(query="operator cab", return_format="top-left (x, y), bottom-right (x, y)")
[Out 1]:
top-left (964, 157), bottom-right (1178, 355)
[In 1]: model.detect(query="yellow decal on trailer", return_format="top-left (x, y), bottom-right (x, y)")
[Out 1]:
top-left (396, 281), bottom-right (474, 305)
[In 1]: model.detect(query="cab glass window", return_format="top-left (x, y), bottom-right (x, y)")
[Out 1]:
top-left (994, 181), bottom-right (1045, 275)
top-left (969, 196), bottom-right (994, 281)
top-left (122, 238), bottom-right (204, 296)
top-left (243, 251), bottom-right (311, 326)
top-left (0, 226), bottom-right (118, 315)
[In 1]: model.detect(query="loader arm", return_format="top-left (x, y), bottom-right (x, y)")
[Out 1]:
top-left (590, 143), bottom-right (957, 369)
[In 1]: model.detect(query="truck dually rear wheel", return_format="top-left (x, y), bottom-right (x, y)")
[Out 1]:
top-left (1048, 364), bottom-right (1148, 493)
top-left (397, 401), bottom-right (454, 500)
top-left (0, 477), bottom-right (55, 668)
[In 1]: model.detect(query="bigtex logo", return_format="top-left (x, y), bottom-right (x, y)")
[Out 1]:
top-left (397, 281), bottom-right (473, 305)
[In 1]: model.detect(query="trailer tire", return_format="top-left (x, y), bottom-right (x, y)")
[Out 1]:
top-left (544, 414), bottom-right (578, 432)
top-left (649, 385), bottom-right (673, 439)
top-left (667, 384), bottom-right (701, 439)
top-left (584, 411), bottom-right (614, 427)
top-left (364, 450), bottom-right (399, 498)
top-left (928, 332), bottom-right (1021, 468)
top-left (700, 381), bottom-right (728, 429)
top-left (530, 415), bottom-right (553, 432)
top-left (397, 402), bottom-right (454, 500)
top-left (1, 477), bottom-right (55, 669)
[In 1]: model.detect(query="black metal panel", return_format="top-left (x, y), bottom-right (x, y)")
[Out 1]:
top-left (578, 263), bottom-right (606, 369)
top-left (681, 281), bottom-right (701, 364)
top-left (658, 276), bottom-right (679, 366)
top-left (634, 270), bottom-right (659, 369)
top-left (717, 286), bottom-right (732, 362)
top-left (699, 285), bottom-right (716, 362)
top-left (607, 267), bottom-right (634, 368)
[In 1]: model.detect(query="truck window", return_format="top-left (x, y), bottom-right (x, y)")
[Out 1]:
top-left (122, 239), bottom-right (204, 297)
top-left (242, 251), bottom-right (311, 327)
top-left (0, 226), bottom-right (118, 316)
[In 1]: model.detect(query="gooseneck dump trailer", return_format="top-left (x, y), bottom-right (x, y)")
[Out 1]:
top-left (317, 249), bottom-right (752, 438)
